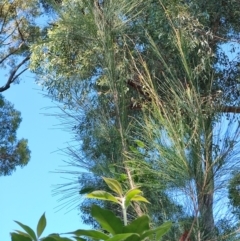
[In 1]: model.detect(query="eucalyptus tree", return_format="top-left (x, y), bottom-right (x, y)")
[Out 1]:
top-left (30, 0), bottom-right (240, 240)
top-left (0, 94), bottom-right (30, 176)
top-left (0, 0), bottom-right (56, 92)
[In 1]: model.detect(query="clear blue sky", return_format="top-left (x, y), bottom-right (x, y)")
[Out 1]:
top-left (0, 73), bottom-right (88, 240)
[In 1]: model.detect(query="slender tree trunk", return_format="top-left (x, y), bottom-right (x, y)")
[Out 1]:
top-left (197, 117), bottom-right (215, 240)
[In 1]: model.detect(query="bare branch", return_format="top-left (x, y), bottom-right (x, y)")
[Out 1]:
top-left (221, 106), bottom-right (240, 113)
top-left (0, 42), bottom-right (25, 65)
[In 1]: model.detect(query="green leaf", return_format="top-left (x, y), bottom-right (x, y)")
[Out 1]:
top-left (14, 230), bottom-right (30, 237)
top-left (41, 237), bottom-right (57, 241)
top-left (131, 195), bottom-right (150, 204)
top-left (73, 237), bottom-right (87, 241)
top-left (141, 221), bottom-right (172, 240)
top-left (14, 221), bottom-right (37, 241)
top-left (129, 146), bottom-right (139, 154)
top-left (123, 215), bottom-right (150, 235)
top-left (37, 212), bottom-right (46, 238)
top-left (103, 177), bottom-right (123, 196)
top-left (87, 190), bottom-right (119, 204)
top-left (50, 238), bottom-right (73, 241)
top-left (79, 187), bottom-right (95, 194)
top-left (134, 140), bottom-right (145, 148)
top-left (106, 233), bottom-right (139, 241)
top-left (118, 174), bottom-right (127, 182)
top-left (91, 205), bottom-right (123, 234)
top-left (124, 189), bottom-right (142, 208)
top-left (155, 221), bottom-right (172, 240)
top-left (11, 233), bottom-right (32, 241)
top-left (66, 229), bottom-right (109, 240)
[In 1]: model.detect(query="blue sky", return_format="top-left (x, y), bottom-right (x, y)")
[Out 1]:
top-left (0, 73), bottom-right (88, 240)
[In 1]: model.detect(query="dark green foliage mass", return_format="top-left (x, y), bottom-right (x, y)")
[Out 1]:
top-left (0, 94), bottom-right (30, 176)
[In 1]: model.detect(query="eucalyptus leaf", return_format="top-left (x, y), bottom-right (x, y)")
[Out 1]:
top-left (134, 140), bottom-right (145, 148)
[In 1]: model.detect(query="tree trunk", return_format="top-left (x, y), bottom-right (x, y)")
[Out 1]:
top-left (197, 117), bottom-right (215, 240)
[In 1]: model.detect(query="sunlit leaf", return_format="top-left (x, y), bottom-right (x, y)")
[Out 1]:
top-left (87, 190), bottom-right (119, 203)
top-left (103, 177), bottom-right (123, 196)
top-left (131, 195), bottom-right (150, 204)
top-left (124, 189), bottom-right (142, 208)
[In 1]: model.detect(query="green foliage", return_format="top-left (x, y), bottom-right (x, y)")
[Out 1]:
top-left (11, 180), bottom-right (171, 241)
top-left (87, 177), bottom-right (150, 225)
top-left (0, 0), bottom-right (48, 92)
top-left (0, 94), bottom-right (30, 176)
top-left (28, 0), bottom-right (240, 240)
top-left (229, 172), bottom-right (240, 218)
top-left (11, 213), bottom-right (46, 241)
top-left (68, 205), bottom-right (171, 241)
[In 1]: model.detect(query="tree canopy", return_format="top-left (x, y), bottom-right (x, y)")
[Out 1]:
top-left (0, 94), bottom-right (30, 176)
top-left (28, 0), bottom-right (240, 240)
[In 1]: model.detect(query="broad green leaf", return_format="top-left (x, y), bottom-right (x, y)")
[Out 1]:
top-left (37, 212), bottom-right (46, 238)
top-left (124, 234), bottom-right (141, 241)
top-left (87, 190), bottom-right (119, 203)
top-left (106, 233), bottom-right (139, 241)
top-left (141, 221), bottom-right (172, 240)
top-left (14, 230), bottom-right (31, 237)
top-left (73, 237), bottom-right (87, 241)
top-left (155, 221), bottom-right (172, 240)
top-left (103, 177), bottom-right (123, 196)
top-left (124, 189), bottom-right (142, 208)
top-left (79, 187), bottom-right (95, 194)
top-left (66, 229), bottom-right (109, 240)
top-left (131, 195), bottom-right (150, 204)
top-left (49, 238), bottom-right (73, 241)
top-left (41, 237), bottom-right (57, 241)
top-left (91, 205), bottom-right (123, 234)
top-left (11, 233), bottom-right (32, 241)
top-left (123, 215), bottom-right (150, 235)
top-left (134, 140), bottom-right (145, 148)
top-left (14, 221), bottom-right (37, 241)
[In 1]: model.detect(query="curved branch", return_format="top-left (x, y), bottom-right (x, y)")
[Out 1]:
top-left (0, 55), bottom-right (30, 92)
top-left (0, 42), bottom-right (25, 65)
